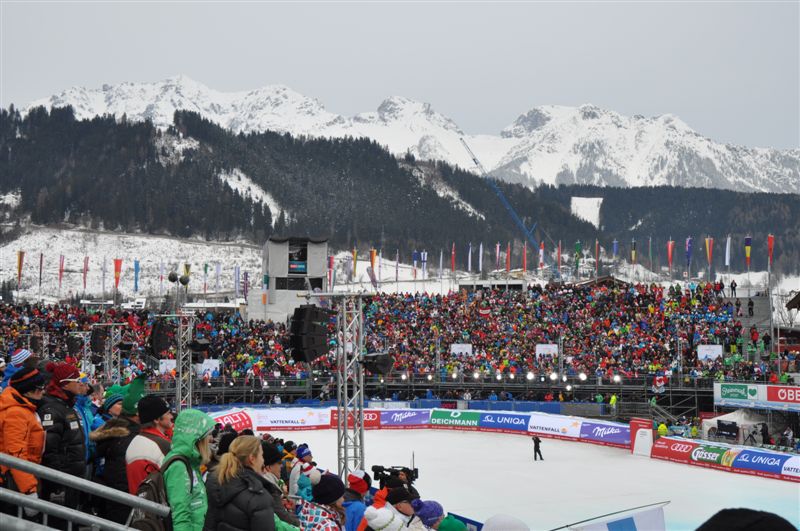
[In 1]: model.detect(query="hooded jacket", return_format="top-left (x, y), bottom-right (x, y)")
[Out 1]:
top-left (164, 409), bottom-right (216, 531)
top-left (0, 385), bottom-right (44, 494)
top-left (90, 416), bottom-right (139, 492)
top-left (38, 389), bottom-right (86, 479)
top-left (204, 467), bottom-right (276, 531)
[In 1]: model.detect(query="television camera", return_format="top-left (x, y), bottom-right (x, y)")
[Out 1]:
top-left (371, 465), bottom-right (419, 489)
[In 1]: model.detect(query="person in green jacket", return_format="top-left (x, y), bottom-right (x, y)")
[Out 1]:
top-left (657, 422), bottom-right (668, 437)
top-left (164, 408), bottom-right (216, 531)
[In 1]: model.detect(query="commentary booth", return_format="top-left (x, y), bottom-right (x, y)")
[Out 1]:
top-left (255, 236), bottom-right (328, 322)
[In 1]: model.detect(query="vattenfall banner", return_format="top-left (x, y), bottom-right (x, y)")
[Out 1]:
top-left (714, 382), bottom-right (800, 412)
top-left (651, 437), bottom-right (798, 483)
top-left (527, 413), bottom-right (582, 440)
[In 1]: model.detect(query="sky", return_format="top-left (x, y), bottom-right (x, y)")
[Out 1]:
top-left (1, 1), bottom-right (798, 149)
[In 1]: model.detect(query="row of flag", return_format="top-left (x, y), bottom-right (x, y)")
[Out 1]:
top-left (14, 253), bottom-right (255, 297)
top-left (339, 233), bottom-right (777, 282)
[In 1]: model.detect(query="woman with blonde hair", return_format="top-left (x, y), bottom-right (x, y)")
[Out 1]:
top-left (204, 435), bottom-right (276, 531)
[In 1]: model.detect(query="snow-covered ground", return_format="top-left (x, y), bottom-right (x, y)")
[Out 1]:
top-left (265, 429), bottom-right (800, 530)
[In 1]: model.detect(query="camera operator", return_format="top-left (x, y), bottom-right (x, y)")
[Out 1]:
top-left (398, 467), bottom-right (419, 500)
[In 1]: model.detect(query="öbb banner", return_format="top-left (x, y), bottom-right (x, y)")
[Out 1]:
top-left (579, 421), bottom-right (631, 447)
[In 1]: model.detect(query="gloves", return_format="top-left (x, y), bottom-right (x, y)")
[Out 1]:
top-left (23, 491), bottom-right (39, 517)
top-left (49, 489), bottom-right (66, 505)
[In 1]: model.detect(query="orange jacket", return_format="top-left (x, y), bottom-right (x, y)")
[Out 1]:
top-left (0, 385), bottom-right (45, 494)
top-left (356, 487), bottom-right (389, 531)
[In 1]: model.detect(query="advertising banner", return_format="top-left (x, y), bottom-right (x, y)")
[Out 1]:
top-left (449, 344), bottom-right (473, 356)
top-left (714, 383), bottom-right (800, 412)
top-left (580, 421), bottom-right (631, 447)
top-left (254, 408), bottom-right (330, 431)
top-left (212, 409), bottom-right (254, 433)
top-left (535, 344), bottom-right (559, 357)
top-left (478, 412), bottom-right (530, 434)
top-left (429, 409), bottom-right (480, 429)
top-left (330, 409), bottom-right (381, 429)
top-left (689, 444), bottom-right (739, 469)
top-left (158, 359), bottom-right (177, 374)
top-left (527, 414), bottom-right (582, 439)
top-left (650, 438), bottom-right (699, 464)
top-left (380, 410), bottom-right (430, 429)
top-left (732, 449), bottom-right (791, 478)
top-left (697, 345), bottom-right (723, 361)
top-left (781, 456), bottom-right (800, 482)
top-left (630, 417), bottom-right (654, 456)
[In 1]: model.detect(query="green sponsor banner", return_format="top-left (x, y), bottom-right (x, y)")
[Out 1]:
top-left (430, 410), bottom-right (480, 427)
top-left (690, 445), bottom-right (727, 464)
top-left (720, 383), bottom-right (757, 400)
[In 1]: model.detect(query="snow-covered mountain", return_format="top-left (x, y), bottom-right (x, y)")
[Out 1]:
top-left (27, 75), bottom-right (800, 193)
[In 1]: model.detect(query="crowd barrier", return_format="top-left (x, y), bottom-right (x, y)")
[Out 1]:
top-left (206, 405), bottom-right (798, 484)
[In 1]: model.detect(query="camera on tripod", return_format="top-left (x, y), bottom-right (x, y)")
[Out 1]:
top-left (371, 465), bottom-right (419, 489)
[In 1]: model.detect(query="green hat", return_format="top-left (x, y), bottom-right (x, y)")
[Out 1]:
top-left (121, 373), bottom-right (147, 416)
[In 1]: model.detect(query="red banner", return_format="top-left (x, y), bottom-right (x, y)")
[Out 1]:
top-left (213, 409), bottom-right (254, 433)
top-left (113, 258), bottom-right (123, 289)
top-left (505, 242), bottom-right (511, 272)
top-left (767, 386), bottom-right (800, 405)
top-left (705, 237), bottom-right (714, 266)
top-left (650, 437), bottom-right (699, 464)
top-left (369, 248), bottom-right (377, 271)
top-left (16, 250), bottom-right (24, 289)
top-left (451, 242), bottom-right (456, 272)
top-left (667, 240), bottom-right (675, 271)
top-left (768, 234), bottom-right (775, 268)
top-left (330, 409), bottom-right (381, 429)
top-left (522, 242), bottom-right (527, 272)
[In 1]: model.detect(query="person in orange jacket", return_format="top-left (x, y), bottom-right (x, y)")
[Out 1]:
top-left (0, 368), bottom-right (46, 514)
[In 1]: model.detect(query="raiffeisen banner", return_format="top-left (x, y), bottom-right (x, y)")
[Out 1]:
top-left (527, 413), bottom-right (582, 439)
top-left (478, 412), bottom-right (530, 433)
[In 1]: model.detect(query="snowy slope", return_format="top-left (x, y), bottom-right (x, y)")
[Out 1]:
top-left (26, 76), bottom-right (800, 194)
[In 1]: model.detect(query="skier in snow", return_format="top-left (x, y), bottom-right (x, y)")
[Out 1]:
top-left (532, 436), bottom-right (543, 461)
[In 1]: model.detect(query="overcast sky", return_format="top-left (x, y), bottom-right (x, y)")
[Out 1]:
top-left (1, 1), bottom-right (798, 149)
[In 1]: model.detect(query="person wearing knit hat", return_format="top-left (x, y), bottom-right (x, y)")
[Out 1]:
top-left (298, 473), bottom-right (346, 529)
top-left (0, 367), bottom-right (46, 513)
top-left (0, 348), bottom-right (38, 391)
top-left (38, 361), bottom-right (89, 523)
top-left (411, 499), bottom-right (444, 528)
top-left (354, 474), bottom-right (407, 531)
top-left (364, 506), bottom-right (405, 531)
top-left (289, 444), bottom-right (314, 496)
top-left (124, 396), bottom-right (172, 495)
top-left (259, 441), bottom-right (301, 528)
top-left (11, 348), bottom-right (33, 368)
top-left (344, 470), bottom-right (372, 531)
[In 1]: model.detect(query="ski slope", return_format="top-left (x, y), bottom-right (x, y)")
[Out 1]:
top-left (266, 429), bottom-right (800, 530)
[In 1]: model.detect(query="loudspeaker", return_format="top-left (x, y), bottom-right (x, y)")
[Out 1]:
top-left (67, 336), bottom-right (83, 356)
top-left (289, 305), bottom-right (330, 363)
top-left (90, 328), bottom-right (107, 354)
top-left (150, 319), bottom-right (175, 355)
top-left (362, 352), bottom-right (394, 375)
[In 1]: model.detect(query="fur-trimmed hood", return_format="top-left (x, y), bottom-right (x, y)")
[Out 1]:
top-left (90, 416), bottom-right (135, 442)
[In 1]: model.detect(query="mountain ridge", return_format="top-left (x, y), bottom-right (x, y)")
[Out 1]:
top-left (25, 75), bottom-right (799, 194)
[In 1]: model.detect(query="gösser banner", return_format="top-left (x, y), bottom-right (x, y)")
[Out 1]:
top-left (579, 421), bottom-right (631, 447)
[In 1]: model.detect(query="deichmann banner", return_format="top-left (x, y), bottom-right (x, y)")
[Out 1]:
top-left (579, 421), bottom-right (631, 447)
top-left (714, 382), bottom-right (800, 412)
top-left (429, 409), bottom-right (480, 428)
top-left (380, 409), bottom-right (430, 428)
top-left (527, 413), bottom-right (582, 439)
top-left (478, 412), bottom-right (530, 433)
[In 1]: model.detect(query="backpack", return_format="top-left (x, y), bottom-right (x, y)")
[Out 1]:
top-left (129, 455), bottom-right (193, 531)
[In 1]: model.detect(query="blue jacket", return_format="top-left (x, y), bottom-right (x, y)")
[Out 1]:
top-left (343, 498), bottom-right (367, 531)
top-left (0, 363), bottom-right (21, 390)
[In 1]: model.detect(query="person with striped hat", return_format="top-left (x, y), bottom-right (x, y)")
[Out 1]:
top-left (0, 348), bottom-right (37, 391)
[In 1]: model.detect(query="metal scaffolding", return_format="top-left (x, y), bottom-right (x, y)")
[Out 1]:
top-left (176, 313), bottom-right (197, 412)
top-left (92, 323), bottom-right (127, 385)
top-left (333, 294), bottom-right (365, 478)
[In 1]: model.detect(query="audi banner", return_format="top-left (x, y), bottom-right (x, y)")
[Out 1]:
top-left (650, 438), bottom-right (699, 464)
top-left (330, 409), bottom-right (381, 429)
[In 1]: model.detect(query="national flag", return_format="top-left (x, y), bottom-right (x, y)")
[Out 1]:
top-left (522, 241), bottom-right (527, 272)
top-left (203, 263), bottom-right (209, 294)
top-left (574, 240), bottom-right (582, 271)
top-left (39, 253), bottom-right (43, 288)
top-left (58, 255), bottom-right (65, 290)
top-left (725, 235), bottom-right (731, 267)
top-left (744, 236), bottom-right (752, 269)
top-left (505, 242), bottom-right (511, 272)
top-left (631, 239), bottom-right (637, 265)
top-left (412, 250), bottom-right (419, 280)
top-left (370, 248), bottom-right (377, 271)
top-left (495, 242), bottom-right (501, 271)
top-left (83, 256), bottom-right (89, 291)
top-left (451, 242), bottom-right (456, 272)
top-left (467, 243), bottom-right (473, 272)
top-left (421, 250), bottom-right (428, 279)
top-left (594, 239), bottom-right (600, 276)
top-left (612, 239), bottom-right (618, 259)
top-left (705, 237), bottom-right (714, 267)
top-left (539, 242), bottom-right (544, 270)
top-left (667, 239), bottom-right (675, 272)
top-left (478, 242), bottom-right (483, 272)
top-left (16, 250), bottom-right (24, 289)
top-left (352, 248), bottom-right (358, 277)
top-left (686, 237), bottom-right (693, 268)
top-left (557, 240), bottom-right (562, 273)
top-left (134, 259), bottom-right (140, 293)
top-left (395, 250), bottom-right (399, 283)
top-left (768, 234), bottom-right (775, 271)
top-left (234, 265), bottom-right (241, 297)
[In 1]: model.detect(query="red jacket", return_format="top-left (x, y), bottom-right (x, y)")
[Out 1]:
top-left (124, 426), bottom-right (171, 494)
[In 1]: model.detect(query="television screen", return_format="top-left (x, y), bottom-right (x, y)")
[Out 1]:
top-left (717, 420), bottom-right (738, 439)
top-left (288, 241), bottom-right (308, 275)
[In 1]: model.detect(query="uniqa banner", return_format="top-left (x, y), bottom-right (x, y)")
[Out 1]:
top-left (732, 449), bottom-right (792, 475)
top-left (579, 421), bottom-right (631, 446)
top-left (478, 412), bottom-right (530, 432)
top-left (380, 410), bottom-right (430, 427)
top-left (429, 409), bottom-right (480, 427)
top-left (527, 413), bottom-right (582, 439)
